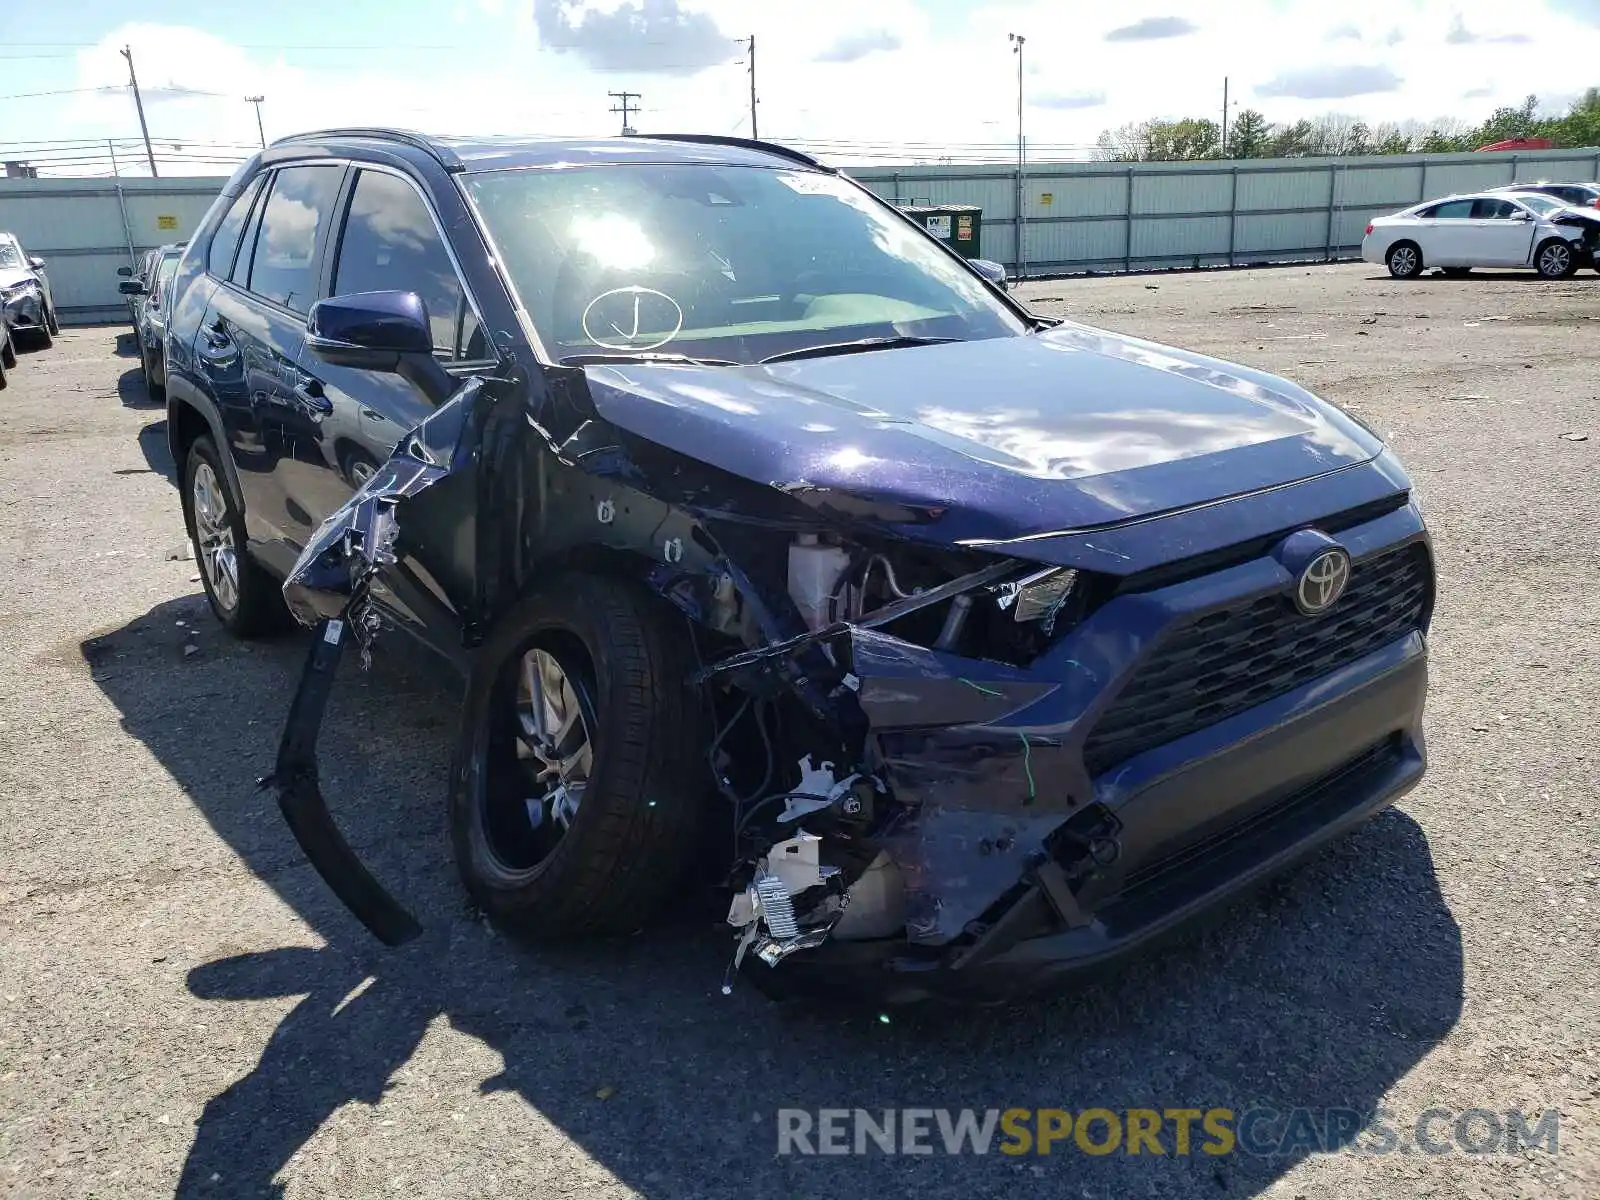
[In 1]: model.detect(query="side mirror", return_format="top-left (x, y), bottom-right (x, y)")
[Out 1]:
top-left (119, 280), bottom-right (147, 296)
top-left (27, 256), bottom-right (45, 271)
top-left (307, 290), bottom-right (454, 405)
top-left (117, 265), bottom-right (134, 278)
top-left (970, 258), bottom-right (1009, 290)
top-left (306, 290), bottom-right (433, 370)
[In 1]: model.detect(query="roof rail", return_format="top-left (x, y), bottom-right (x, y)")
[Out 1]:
top-left (626, 132), bottom-right (832, 172)
top-left (267, 128), bottom-right (464, 172)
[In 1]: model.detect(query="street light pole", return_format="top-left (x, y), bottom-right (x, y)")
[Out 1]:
top-left (1008, 32), bottom-right (1025, 281)
top-left (245, 96), bottom-right (266, 148)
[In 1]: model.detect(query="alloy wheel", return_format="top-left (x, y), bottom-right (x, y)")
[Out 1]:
top-left (482, 645), bottom-right (597, 873)
top-left (1538, 243), bottom-right (1571, 278)
top-left (191, 463), bottom-right (240, 612)
top-left (1389, 246), bottom-right (1418, 277)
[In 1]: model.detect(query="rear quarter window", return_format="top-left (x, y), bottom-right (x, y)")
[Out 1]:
top-left (207, 176), bottom-right (266, 279)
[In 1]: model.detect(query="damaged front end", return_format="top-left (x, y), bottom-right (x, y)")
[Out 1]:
top-left (262, 306), bottom-right (1427, 1006)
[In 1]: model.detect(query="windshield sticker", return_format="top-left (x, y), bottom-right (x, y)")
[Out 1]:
top-left (774, 172), bottom-right (839, 197)
top-left (581, 286), bottom-right (685, 351)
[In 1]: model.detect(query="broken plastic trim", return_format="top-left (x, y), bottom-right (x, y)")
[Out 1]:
top-left (258, 614), bottom-right (422, 946)
top-left (263, 381), bottom-right (500, 944)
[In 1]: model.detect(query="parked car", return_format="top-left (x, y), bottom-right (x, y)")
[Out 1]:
top-left (0, 232), bottom-right (58, 349)
top-left (1362, 190), bottom-right (1600, 279)
top-left (1490, 181), bottom-right (1600, 209)
top-left (167, 130), bottom-right (1432, 1003)
top-left (118, 243), bottom-right (184, 400)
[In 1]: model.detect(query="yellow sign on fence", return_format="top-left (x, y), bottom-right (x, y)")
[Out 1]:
top-left (156, 215), bottom-right (178, 231)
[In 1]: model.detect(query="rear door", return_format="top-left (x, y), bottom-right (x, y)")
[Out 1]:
top-left (197, 163), bottom-right (347, 568)
top-left (285, 165), bottom-right (489, 534)
top-left (1415, 198), bottom-right (1476, 264)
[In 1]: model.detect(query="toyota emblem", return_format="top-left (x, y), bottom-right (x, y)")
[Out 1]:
top-left (1295, 548), bottom-right (1351, 616)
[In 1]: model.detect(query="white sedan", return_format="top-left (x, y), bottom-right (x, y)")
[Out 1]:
top-left (1361, 190), bottom-right (1600, 280)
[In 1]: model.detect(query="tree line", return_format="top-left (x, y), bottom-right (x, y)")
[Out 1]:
top-left (1095, 90), bottom-right (1600, 161)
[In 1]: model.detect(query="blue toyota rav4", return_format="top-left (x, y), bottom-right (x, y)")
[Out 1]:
top-left (164, 129), bottom-right (1431, 1003)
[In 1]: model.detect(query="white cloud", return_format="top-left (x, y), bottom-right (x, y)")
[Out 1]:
top-left (31, 1), bottom-right (1600, 174)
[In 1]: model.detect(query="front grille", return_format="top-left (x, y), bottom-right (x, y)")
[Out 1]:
top-left (1082, 543), bottom-right (1431, 775)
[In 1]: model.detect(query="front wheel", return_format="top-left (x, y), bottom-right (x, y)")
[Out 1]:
top-left (1, 326), bottom-right (15, 370)
top-left (1386, 241), bottom-right (1423, 279)
top-left (1535, 238), bottom-right (1577, 279)
top-left (448, 573), bottom-right (709, 936)
top-left (45, 306), bottom-right (60, 336)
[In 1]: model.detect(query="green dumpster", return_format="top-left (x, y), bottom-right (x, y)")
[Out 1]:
top-left (902, 204), bottom-right (983, 260)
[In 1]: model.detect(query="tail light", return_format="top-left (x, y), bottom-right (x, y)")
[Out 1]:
top-left (1365, 222), bottom-right (1374, 235)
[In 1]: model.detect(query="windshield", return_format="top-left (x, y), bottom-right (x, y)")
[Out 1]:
top-left (465, 164), bottom-right (1026, 365)
top-left (0, 240), bottom-right (23, 269)
top-left (1515, 194), bottom-right (1563, 214)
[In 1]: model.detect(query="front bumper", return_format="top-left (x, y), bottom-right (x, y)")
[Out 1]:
top-left (765, 656), bottom-right (1424, 1004)
top-left (2, 288), bottom-right (43, 328)
top-left (759, 502), bottom-right (1432, 1004)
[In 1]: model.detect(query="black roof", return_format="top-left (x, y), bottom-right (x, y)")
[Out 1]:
top-left (269, 128), bottom-right (829, 174)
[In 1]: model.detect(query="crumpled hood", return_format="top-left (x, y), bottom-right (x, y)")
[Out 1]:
top-left (0, 267), bottom-right (40, 291)
top-left (581, 322), bottom-right (1383, 545)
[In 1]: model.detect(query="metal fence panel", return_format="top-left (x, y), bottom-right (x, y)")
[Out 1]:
top-left (0, 176), bottom-right (227, 324)
top-left (852, 147), bottom-right (1600, 277)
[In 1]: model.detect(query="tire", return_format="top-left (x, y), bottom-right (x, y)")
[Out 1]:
top-left (1440, 267), bottom-right (1472, 278)
top-left (449, 573), bottom-right (710, 936)
top-left (146, 347), bottom-right (166, 404)
top-left (182, 436), bottom-right (289, 637)
top-left (1386, 241), bottom-right (1423, 279)
top-left (1, 326), bottom-right (15, 370)
top-left (1535, 238), bottom-right (1577, 279)
top-left (45, 306), bottom-right (59, 336)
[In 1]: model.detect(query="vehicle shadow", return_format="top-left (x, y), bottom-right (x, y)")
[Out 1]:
top-left (119, 365), bottom-right (160, 409)
top-left (114, 329), bottom-right (141, 358)
top-left (80, 600), bottom-right (1464, 1200)
top-left (136, 418), bottom-right (179, 485)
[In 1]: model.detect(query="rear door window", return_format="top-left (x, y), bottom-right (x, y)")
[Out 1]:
top-left (331, 169), bottom-right (485, 360)
top-left (208, 176), bottom-right (266, 279)
top-left (1421, 200), bottom-right (1475, 219)
top-left (1471, 198), bottom-right (1520, 219)
top-left (245, 165), bottom-right (345, 313)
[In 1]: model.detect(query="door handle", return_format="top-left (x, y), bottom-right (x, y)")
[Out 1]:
top-left (294, 378), bottom-right (332, 415)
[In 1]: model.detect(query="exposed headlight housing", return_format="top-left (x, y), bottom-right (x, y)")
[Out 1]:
top-left (2, 280), bottom-right (39, 299)
top-left (994, 566), bottom-right (1079, 626)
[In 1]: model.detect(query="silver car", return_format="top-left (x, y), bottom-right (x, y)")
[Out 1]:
top-left (0, 232), bottom-right (58, 349)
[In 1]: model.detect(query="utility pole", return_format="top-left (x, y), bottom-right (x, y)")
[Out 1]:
top-left (245, 96), bottom-right (266, 148)
top-left (1008, 33), bottom-right (1025, 281)
top-left (608, 90), bottom-right (641, 136)
top-left (747, 35), bottom-right (758, 139)
top-left (1221, 76), bottom-right (1229, 157)
top-left (120, 45), bottom-right (158, 177)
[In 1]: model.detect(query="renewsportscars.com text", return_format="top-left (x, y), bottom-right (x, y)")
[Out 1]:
top-left (776, 1106), bottom-right (1561, 1158)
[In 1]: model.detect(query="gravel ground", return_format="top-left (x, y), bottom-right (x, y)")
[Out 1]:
top-left (1, 262), bottom-right (1596, 1200)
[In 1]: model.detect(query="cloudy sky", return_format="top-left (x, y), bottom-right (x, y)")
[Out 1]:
top-left (3, 0), bottom-right (1600, 171)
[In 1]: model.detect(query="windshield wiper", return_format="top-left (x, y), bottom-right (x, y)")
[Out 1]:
top-left (758, 335), bottom-right (959, 364)
top-left (560, 350), bottom-right (739, 367)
